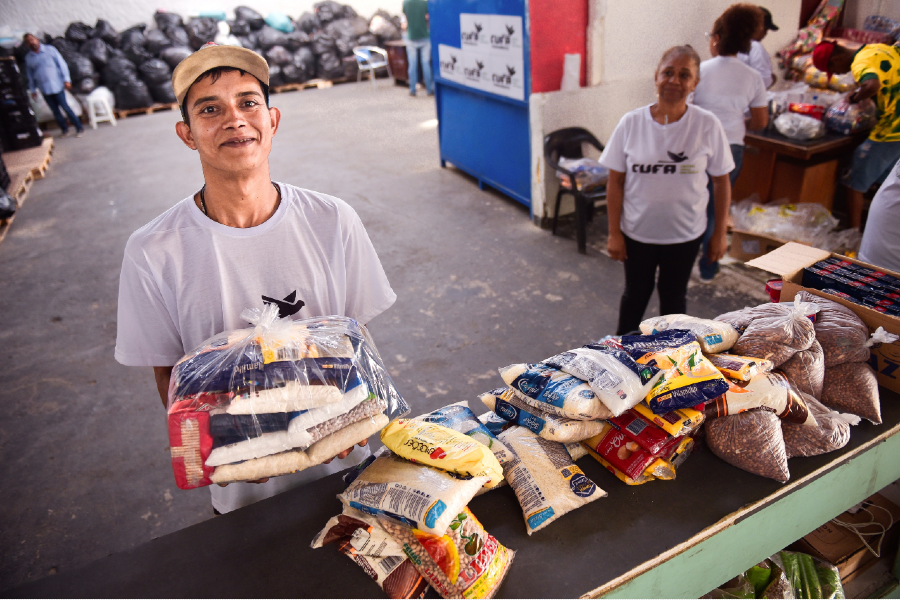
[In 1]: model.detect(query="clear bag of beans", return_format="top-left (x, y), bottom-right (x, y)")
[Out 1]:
top-left (783, 393), bottom-right (859, 458)
top-left (821, 361), bottom-right (882, 424)
top-left (778, 340), bottom-right (825, 398)
top-left (796, 290), bottom-right (870, 368)
top-left (731, 297), bottom-right (819, 367)
top-left (705, 409), bottom-right (790, 482)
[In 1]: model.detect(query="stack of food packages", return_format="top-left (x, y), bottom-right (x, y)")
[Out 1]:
top-left (166, 304), bottom-right (407, 490)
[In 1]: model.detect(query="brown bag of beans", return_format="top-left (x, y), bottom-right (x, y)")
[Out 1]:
top-left (796, 290), bottom-right (870, 368)
top-left (730, 297), bottom-right (819, 367)
top-left (778, 340), bottom-right (825, 398)
top-left (783, 393), bottom-right (859, 458)
top-left (705, 409), bottom-right (790, 482)
top-left (820, 362), bottom-right (881, 424)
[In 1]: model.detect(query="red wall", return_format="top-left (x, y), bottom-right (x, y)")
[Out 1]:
top-left (529, 0), bottom-right (589, 93)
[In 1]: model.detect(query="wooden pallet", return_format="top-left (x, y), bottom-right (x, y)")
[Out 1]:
top-left (271, 79), bottom-right (333, 94)
top-left (4, 137), bottom-right (54, 180)
top-left (114, 103), bottom-right (178, 119)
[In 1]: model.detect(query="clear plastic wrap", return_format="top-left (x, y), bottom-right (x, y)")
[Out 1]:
top-left (730, 199), bottom-right (839, 247)
top-left (779, 340), bottom-right (825, 398)
top-left (821, 361), bottom-right (882, 424)
top-left (498, 363), bottom-right (613, 420)
top-left (705, 409), bottom-right (790, 482)
top-left (166, 305), bottom-right (408, 489)
top-left (731, 297), bottom-right (819, 367)
top-left (774, 551), bottom-right (846, 599)
top-left (555, 157), bottom-right (609, 191)
top-left (824, 98), bottom-right (877, 135)
top-left (479, 387), bottom-right (604, 443)
top-left (775, 112), bottom-right (825, 139)
top-left (639, 314), bottom-right (739, 354)
top-left (541, 344), bottom-right (663, 416)
top-left (704, 372), bottom-right (816, 426)
top-left (783, 393), bottom-right (858, 458)
top-left (796, 290), bottom-right (870, 367)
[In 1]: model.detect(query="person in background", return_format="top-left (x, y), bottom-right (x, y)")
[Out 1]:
top-left (600, 46), bottom-right (734, 335)
top-left (813, 40), bottom-right (900, 229)
top-left (859, 158), bottom-right (900, 273)
top-left (22, 33), bottom-right (85, 138)
top-left (738, 6), bottom-right (779, 88)
top-left (693, 4), bottom-right (769, 282)
top-left (402, 0), bottom-right (433, 97)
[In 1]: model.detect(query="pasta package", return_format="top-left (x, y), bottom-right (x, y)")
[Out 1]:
top-left (381, 419), bottom-right (504, 488)
top-left (582, 423), bottom-right (684, 481)
top-left (380, 508), bottom-right (514, 599)
top-left (479, 387), bottom-right (604, 443)
top-left (583, 436), bottom-right (693, 485)
top-left (640, 314), bottom-right (739, 354)
top-left (621, 330), bottom-right (729, 413)
top-left (706, 353), bottom-right (774, 382)
top-left (704, 372), bottom-right (816, 427)
top-left (607, 410), bottom-right (672, 455)
top-left (499, 363), bottom-right (613, 420)
top-left (631, 401), bottom-right (705, 437)
top-left (166, 305), bottom-right (407, 490)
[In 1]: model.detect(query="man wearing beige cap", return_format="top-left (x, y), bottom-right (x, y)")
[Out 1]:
top-left (114, 43), bottom-right (396, 514)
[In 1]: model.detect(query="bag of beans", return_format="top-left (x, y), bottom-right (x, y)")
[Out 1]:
top-left (499, 363), bottom-right (613, 420)
top-left (820, 361), bottom-right (882, 424)
top-left (731, 297), bottom-right (819, 367)
top-left (783, 394), bottom-right (859, 458)
top-left (778, 340), bottom-right (825, 398)
top-left (705, 409), bottom-right (790, 482)
top-left (640, 314), bottom-right (740, 354)
top-left (479, 387), bottom-right (605, 443)
top-left (796, 290), bottom-right (870, 367)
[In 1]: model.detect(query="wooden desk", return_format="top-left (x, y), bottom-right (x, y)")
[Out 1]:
top-left (385, 41), bottom-right (409, 84)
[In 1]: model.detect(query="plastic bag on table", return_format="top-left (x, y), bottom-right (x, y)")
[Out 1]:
top-left (783, 393), bottom-right (857, 458)
top-left (311, 505), bottom-right (431, 599)
top-left (705, 372), bottom-right (815, 426)
top-left (774, 551), bottom-right (845, 599)
top-left (621, 330), bottom-right (729, 413)
top-left (778, 340), bottom-right (825, 398)
top-left (707, 353), bottom-right (774, 381)
top-left (732, 297), bottom-right (819, 367)
top-left (640, 314), bottom-right (740, 354)
top-left (775, 112), bottom-right (825, 140)
top-left (555, 157), bottom-right (609, 191)
top-left (729, 198), bottom-right (839, 245)
top-left (795, 290), bottom-right (869, 367)
top-left (820, 361), bottom-right (881, 424)
top-left (166, 304), bottom-right (408, 489)
top-left (0, 190), bottom-right (17, 220)
top-left (479, 387), bottom-right (604, 442)
top-left (499, 363), bottom-right (613, 420)
top-left (824, 98), bottom-right (877, 134)
top-left (379, 508), bottom-right (515, 599)
top-left (705, 409), bottom-right (790, 482)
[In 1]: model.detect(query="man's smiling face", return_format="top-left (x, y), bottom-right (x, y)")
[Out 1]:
top-left (176, 70), bottom-right (280, 176)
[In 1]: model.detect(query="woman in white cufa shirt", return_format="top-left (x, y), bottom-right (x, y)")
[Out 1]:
top-left (693, 3), bottom-right (769, 281)
top-left (600, 46), bottom-right (734, 335)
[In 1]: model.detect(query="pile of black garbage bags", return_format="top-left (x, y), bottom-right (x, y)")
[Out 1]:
top-left (29, 3), bottom-right (402, 111)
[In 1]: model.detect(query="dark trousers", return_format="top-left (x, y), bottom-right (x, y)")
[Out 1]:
top-left (43, 91), bottom-right (82, 133)
top-left (699, 143), bottom-right (744, 278)
top-left (616, 234), bottom-right (704, 335)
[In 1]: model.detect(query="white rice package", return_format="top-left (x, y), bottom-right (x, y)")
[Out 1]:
top-left (640, 314), bottom-right (739, 354)
top-left (499, 363), bottom-right (612, 420)
top-left (479, 387), bottom-right (604, 443)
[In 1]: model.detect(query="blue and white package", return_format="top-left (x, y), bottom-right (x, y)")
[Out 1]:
top-left (479, 387), bottom-right (604, 442)
top-left (639, 314), bottom-right (739, 354)
top-left (499, 363), bottom-right (613, 420)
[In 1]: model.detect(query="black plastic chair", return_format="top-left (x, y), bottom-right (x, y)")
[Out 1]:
top-left (544, 127), bottom-right (607, 254)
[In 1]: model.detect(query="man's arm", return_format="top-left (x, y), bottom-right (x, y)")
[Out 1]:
top-left (850, 77), bottom-right (880, 103)
top-left (153, 366), bottom-right (173, 409)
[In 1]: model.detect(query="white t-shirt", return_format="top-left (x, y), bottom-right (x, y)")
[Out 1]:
top-left (115, 182), bottom-right (396, 513)
top-left (738, 40), bottom-right (773, 88)
top-left (859, 159), bottom-right (900, 273)
top-left (599, 104), bottom-right (735, 245)
top-left (693, 56), bottom-right (768, 145)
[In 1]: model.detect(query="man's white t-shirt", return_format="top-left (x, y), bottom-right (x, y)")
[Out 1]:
top-left (738, 40), bottom-right (773, 88)
top-left (859, 159), bottom-right (900, 273)
top-left (693, 56), bottom-right (768, 145)
top-left (599, 104), bottom-right (734, 245)
top-left (115, 182), bottom-right (396, 513)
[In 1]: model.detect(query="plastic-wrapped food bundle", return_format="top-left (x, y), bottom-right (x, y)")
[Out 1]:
top-left (731, 297), bottom-right (819, 367)
top-left (796, 290), bottom-right (870, 367)
top-left (779, 340), bottom-right (825, 398)
top-left (783, 393), bottom-right (858, 458)
top-left (705, 372), bottom-right (816, 426)
top-left (706, 409), bottom-right (789, 482)
top-left (167, 305), bottom-right (407, 489)
top-left (824, 98), bottom-right (877, 135)
top-left (621, 330), bottom-right (729, 413)
top-left (555, 158), bottom-right (609, 192)
top-left (706, 353), bottom-right (774, 381)
top-left (541, 344), bottom-right (662, 416)
top-left (730, 199), bottom-right (839, 246)
top-left (639, 314), bottom-right (739, 354)
top-left (821, 361), bottom-right (881, 424)
top-left (775, 551), bottom-right (845, 599)
top-left (499, 363), bottom-right (613, 420)
top-left (775, 112), bottom-right (825, 139)
top-left (479, 387), bottom-right (604, 442)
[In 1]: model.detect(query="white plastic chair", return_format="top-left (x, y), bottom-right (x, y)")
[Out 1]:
top-left (353, 46), bottom-right (393, 90)
top-left (86, 88), bottom-right (116, 129)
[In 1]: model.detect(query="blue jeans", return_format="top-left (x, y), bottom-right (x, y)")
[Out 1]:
top-left (406, 38), bottom-right (433, 95)
top-left (700, 143), bottom-right (744, 278)
top-left (43, 90), bottom-right (83, 133)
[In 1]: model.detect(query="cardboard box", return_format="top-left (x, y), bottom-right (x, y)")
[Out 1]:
top-left (746, 242), bottom-right (900, 394)
top-left (789, 493), bottom-right (900, 584)
top-left (729, 229), bottom-right (791, 261)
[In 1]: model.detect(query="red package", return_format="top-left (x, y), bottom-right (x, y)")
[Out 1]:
top-left (585, 426), bottom-right (683, 480)
top-left (789, 103), bottom-right (826, 120)
top-left (608, 410), bottom-right (672, 455)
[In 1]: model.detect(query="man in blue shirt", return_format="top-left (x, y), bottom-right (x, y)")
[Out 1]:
top-left (23, 33), bottom-right (85, 138)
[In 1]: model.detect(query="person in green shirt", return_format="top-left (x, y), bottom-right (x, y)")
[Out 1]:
top-left (402, 0), bottom-right (433, 96)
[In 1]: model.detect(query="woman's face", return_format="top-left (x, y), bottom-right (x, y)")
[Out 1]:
top-left (655, 53), bottom-right (699, 104)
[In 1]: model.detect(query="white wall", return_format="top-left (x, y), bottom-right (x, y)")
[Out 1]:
top-left (842, 0), bottom-right (900, 29)
top-left (0, 0), bottom-right (402, 39)
top-left (530, 0), bottom-right (803, 224)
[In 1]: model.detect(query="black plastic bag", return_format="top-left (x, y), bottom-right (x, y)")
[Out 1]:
top-left (265, 45), bottom-right (292, 66)
top-left (268, 63), bottom-right (285, 87)
top-left (154, 11), bottom-right (184, 30)
top-left (229, 19), bottom-right (251, 36)
top-left (163, 26), bottom-right (191, 48)
top-left (342, 4), bottom-right (358, 19)
top-left (108, 47), bottom-right (126, 60)
top-left (144, 30), bottom-right (172, 55)
top-left (138, 58), bottom-right (171, 85)
top-left (115, 73), bottom-right (154, 109)
top-left (66, 22), bottom-right (93, 44)
top-left (293, 47), bottom-right (316, 79)
top-left (51, 37), bottom-right (78, 55)
top-left (80, 38), bottom-right (110, 67)
top-left (296, 12), bottom-right (321, 34)
top-left (369, 12), bottom-right (401, 43)
top-left (284, 30), bottom-right (310, 51)
top-left (92, 20), bottom-right (119, 45)
top-left (103, 56), bottom-right (137, 88)
top-left (316, 51), bottom-right (344, 79)
top-left (0, 189), bottom-right (17, 220)
top-left (234, 6), bottom-right (266, 30)
top-left (61, 51), bottom-right (96, 81)
top-left (119, 26), bottom-right (147, 49)
top-left (257, 26), bottom-right (288, 50)
top-left (314, 1), bottom-right (343, 25)
top-left (355, 33), bottom-right (378, 48)
top-left (123, 44), bottom-right (153, 66)
top-left (326, 17), bottom-right (368, 39)
top-left (235, 36), bottom-right (256, 50)
top-left (149, 81), bottom-right (176, 104)
top-left (186, 18), bottom-right (218, 50)
top-left (159, 46), bottom-right (193, 70)
top-left (74, 76), bottom-right (97, 95)
top-left (311, 32), bottom-right (336, 56)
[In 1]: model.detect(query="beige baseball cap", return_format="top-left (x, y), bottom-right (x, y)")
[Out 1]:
top-left (172, 42), bottom-right (269, 106)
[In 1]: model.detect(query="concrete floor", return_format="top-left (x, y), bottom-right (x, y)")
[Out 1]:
top-left (0, 80), bottom-right (769, 591)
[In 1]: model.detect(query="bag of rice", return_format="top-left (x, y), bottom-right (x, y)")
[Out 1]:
top-left (705, 409), bottom-right (790, 482)
top-left (541, 344), bottom-right (663, 416)
top-left (631, 401), bottom-right (705, 437)
top-left (820, 361), bottom-right (881, 424)
top-left (640, 314), bottom-right (739, 354)
top-left (379, 508), bottom-right (514, 599)
top-left (706, 353), bottom-right (774, 382)
top-left (783, 393), bottom-right (859, 458)
top-left (731, 297), bottom-right (820, 367)
top-left (499, 363), bottom-right (612, 420)
top-left (312, 506), bottom-right (431, 599)
top-left (419, 402), bottom-right (507, 455)
top-left (703, 372), bottom-right (815, 426)
top-left (338, 453), bottom-right (489, 536)
top-left (381, 419), bottom-right (504, 488)
top-left (582, 422), bottom-right (685, 481)
top-left (477, 411), bottom-right (511, 437)
top-left (796, 290), bottom-right (870, 367)
top-left (778, 340), bottom-right (825, 398)
top-left (621, 330), bottom-right (729, 413)
top-left (479, 387), bottom-right (604, 443)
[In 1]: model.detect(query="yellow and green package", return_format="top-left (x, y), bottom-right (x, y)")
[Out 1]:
top-left (706, 353), bottom-right (774, 382)
top-left (621, 330), bottom-right (729, 413)
top-left (380, 508), bottom-right (515, 599)
top-left (632, 401), bottom-right (705, 437)
top-left (381, 419), bottom-right (504, 488)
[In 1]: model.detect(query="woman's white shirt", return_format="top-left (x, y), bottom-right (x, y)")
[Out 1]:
top-left (599, 104), bottom-right (734, 245)
top-left (693, 56), bottom-right (767, 145)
